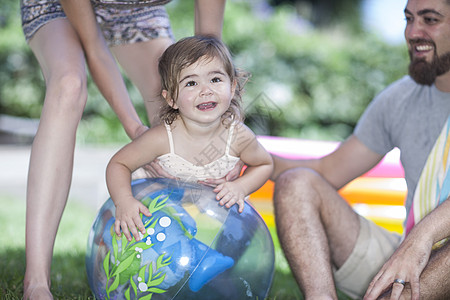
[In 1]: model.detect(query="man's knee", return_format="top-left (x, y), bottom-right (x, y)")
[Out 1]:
top-left (274, 167), bottom-right (329, 217)
top-left (276, 167), bottom-right (322, 191)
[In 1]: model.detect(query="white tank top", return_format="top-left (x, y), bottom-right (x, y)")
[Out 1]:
top-left (157, 123), bottom-right (240, 182)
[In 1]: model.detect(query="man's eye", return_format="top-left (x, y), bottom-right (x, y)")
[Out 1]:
top-left (424, 17), bottom-right (438, 24)
top-left (186, 81), bottom-right (197, 87)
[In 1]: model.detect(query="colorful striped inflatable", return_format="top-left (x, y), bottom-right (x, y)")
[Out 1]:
top-left (249, 136), bottom-right (406, 234)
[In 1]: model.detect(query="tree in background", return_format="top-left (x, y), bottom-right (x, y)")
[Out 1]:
top-left (269, 0), bottom-right (361, 30)
top-left (0, 0), bottom-right (407, 143)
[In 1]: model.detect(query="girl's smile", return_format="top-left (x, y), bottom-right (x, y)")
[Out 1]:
top-left (166, 55), bottom-right (236, 125)
top-left (197, 101), bottom-right (218, 111)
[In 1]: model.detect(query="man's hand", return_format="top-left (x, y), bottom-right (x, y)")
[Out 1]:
top-left (364, 234), bottom-right (433, 300)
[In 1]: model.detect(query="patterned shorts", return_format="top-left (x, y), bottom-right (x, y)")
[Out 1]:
top-left (20, 0), bottom-right (174, 46)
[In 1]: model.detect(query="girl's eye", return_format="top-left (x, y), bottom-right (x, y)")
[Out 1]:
top-left (211, 77), bottom-right (222, 83)
top-left (185, 81), bottom-right (197, 87)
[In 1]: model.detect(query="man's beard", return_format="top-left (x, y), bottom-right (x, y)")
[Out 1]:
top-left (409, 42), bottom-right (450, 86)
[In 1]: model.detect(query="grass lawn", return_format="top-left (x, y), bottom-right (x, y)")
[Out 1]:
top-left (0, 195), bottom-right (352, 300)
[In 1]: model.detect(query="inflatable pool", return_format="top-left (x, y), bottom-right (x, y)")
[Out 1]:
top-left (249, 136), bottom-right (407, 234)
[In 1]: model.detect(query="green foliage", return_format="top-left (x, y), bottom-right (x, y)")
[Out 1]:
top-left (269, 0), bottom-right (362, 31)
top-left (220, 2), bottom-right (408, 140)
top-left (0, 0), bottom-right (408, 143)
top-left (102, 195), bottom-right (171, 299)
top-left (0, 0), bottom-right (44, 119)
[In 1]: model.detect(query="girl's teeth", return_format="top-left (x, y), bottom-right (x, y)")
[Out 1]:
top-left (198, 103), bottom-right (216, 109)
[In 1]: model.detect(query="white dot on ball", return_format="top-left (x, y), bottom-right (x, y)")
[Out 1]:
top-left (179, 256), bottom-right (190, 266)
top-left (147, 228), bottom-right (155, 235)
top-left (159, 216), bottom-right (171, 227)
top-left (156, 232), bottom-right (166, 241)
top-left (138, 282), bottom-right (148, 292)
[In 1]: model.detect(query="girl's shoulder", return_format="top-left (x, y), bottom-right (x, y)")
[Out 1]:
top-left (230, 122), bottom-right (258, 152)
top-left (138, 124), bottom-right (170, 151)
top-left (232, 122), bottom-right (255, 138)
top-left (141, 123), bottom-right (168, 137)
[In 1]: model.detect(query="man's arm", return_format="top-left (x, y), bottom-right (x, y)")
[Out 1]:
top-left (365, 197), bottom-right (450, 300)
top-left (271, 135), bottom-right (384, 190)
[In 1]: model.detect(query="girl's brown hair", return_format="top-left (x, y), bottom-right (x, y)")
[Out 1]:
top-left (158, 36), bottom-right (248, 126)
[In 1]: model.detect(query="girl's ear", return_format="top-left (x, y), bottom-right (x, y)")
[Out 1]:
top-left (162, 90), bottom-right (178, 109)
top-left (231, 79), bottom-right (237, 97)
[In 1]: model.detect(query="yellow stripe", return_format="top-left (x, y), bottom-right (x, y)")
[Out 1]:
top-left (442, 128), bottom-right (450, 171)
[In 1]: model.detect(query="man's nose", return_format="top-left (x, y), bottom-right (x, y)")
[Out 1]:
top-left (405, 19), bottom-right (427, 41)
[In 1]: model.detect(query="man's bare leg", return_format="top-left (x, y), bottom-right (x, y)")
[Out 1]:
top-left (274, 168), bottom-right (360, 299)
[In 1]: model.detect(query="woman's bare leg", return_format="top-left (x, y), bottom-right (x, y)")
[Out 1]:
top-left (111, 37), bottom-right (173, 127)
top-left (23, 19), bottom-right (88, 299)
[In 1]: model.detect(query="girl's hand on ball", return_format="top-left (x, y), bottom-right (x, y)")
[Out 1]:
top-left (114, 197), bottom-right (151, 241)
top-left (214, 182), bottom-right (245, 213)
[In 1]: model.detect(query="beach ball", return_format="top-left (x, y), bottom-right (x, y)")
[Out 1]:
top-left (86, 178), bottom-right (274, 299)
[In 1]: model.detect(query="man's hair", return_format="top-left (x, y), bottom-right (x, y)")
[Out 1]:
top-left (158, 36), bottom-right (248, 126)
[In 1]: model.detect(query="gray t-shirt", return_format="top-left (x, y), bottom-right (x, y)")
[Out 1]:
top-left (354, 75), bottom-right (450, 219)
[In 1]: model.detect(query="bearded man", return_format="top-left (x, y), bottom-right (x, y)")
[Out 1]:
top-left (271, 0), bottom-right (450, 299)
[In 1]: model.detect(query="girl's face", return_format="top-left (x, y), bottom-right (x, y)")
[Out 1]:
top-left (164, 56), bottom-right (236, 126)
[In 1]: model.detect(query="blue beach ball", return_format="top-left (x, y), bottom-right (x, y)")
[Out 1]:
top-left (86, 178), bottom-right (274, 299)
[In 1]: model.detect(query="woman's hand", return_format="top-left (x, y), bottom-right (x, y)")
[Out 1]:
top-left (199, 160), bottom-right (244, 187)
top-left (132, 124), bottom-right (149, 140)
top-left (132, 159), bottom-right (177, 180)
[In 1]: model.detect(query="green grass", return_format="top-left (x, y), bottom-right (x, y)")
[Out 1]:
top-left (0, 195), bottom-right (96, 299)
top-left (0, 195), bottom-right (352, 300)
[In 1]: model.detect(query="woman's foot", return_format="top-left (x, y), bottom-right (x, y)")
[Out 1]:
top-left (23, 284), bottom-right (53, 300)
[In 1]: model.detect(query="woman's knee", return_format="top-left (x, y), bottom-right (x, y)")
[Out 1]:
top-left (46, 70), bottom-right (87, 114)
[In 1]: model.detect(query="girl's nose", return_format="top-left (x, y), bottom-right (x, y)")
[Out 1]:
top-left (199, 84), bottom-right (213, 96)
